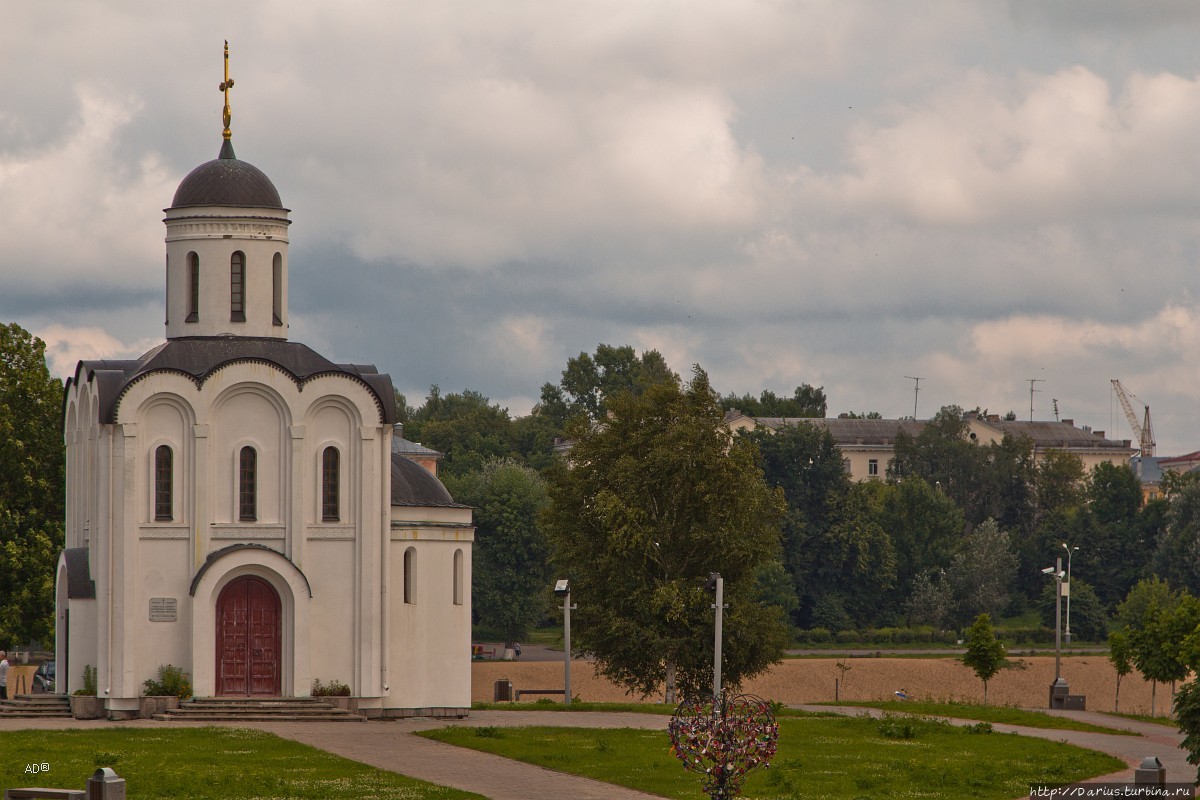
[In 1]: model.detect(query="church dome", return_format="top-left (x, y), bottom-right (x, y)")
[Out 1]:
top-left (170, 139), bottom-right (283, 209)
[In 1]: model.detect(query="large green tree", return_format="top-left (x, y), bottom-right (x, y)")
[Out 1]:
top-left (0, 322), bottom-right (65, 647)
top-left (404, 387), bottom-right (518, 478)
top-left (539, 343), bottom-right (678, 426)
top-left (1077, 462), bottom-right (1147, 607)
top-left (947, 519), bottom-right (1019, 627)
top-left (543, 368), bottom-right (788, 702)
top-left (720, 384), bottom-right (827, 418)
top-left (447, 459), bottom-right (550, 649)
top-left (878, 476), bottom-right (964, 615)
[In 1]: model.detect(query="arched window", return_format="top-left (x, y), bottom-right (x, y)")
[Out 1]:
top-left (154, 445), bottom-right (173, 521)
top-left (321, 446), bottom-right (339, 522)
top-left (272, 252), bottom-right (283, 326)
top-left (230, 251), bottom-right (246, 321)
top-left (187, 252), bottom-right (200, 322)
top-left (403, 547), bottom-right (416, 604)
top-left (453, 549), bottom-right (464, 605)
top-left (239, 446), bottom-right (257, 521)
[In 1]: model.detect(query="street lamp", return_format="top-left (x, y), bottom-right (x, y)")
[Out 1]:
top-left (554, 579), bottom-right (575, 707)
top-left (704, 572), bottom-right (727, 700)
top-left (1061, 544), bottom-right (1079, 644)
top-left (1042, 559), bottom-right (1067, 707)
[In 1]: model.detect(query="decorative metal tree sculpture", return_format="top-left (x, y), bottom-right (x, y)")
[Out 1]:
top-left (668, 692), bottom-right (779, 799)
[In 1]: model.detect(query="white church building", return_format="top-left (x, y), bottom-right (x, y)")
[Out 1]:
top-left (55, 63), bottom-right (474, 718)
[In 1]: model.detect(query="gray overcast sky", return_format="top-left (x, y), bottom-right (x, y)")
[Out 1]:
top-left (3, 2), bottom-right (1199, 453)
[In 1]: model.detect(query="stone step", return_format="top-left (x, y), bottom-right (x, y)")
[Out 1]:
top-left (0, 695), bottom-right (72, 717)
top-left (153, 712), bottom-right (363, 722)
top-left (156, 696), bottom-right (364, 722)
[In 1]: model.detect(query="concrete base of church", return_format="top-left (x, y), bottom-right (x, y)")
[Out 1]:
top-left (366, 706), bottom-right (470, 720)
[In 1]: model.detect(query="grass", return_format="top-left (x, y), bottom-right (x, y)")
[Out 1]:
top-left (0, 727), bottom-right (482, 799)
top-left (421, 716), bottom-right (1125, 799)
top-left (818, 700), bottom-right (1136, 735)
top-left (1101, 710), bottom-right (1179, 727)
top-left (473, 699), bottom-right (678, 714)
top-left (471, 699), bottom-right (829, 717)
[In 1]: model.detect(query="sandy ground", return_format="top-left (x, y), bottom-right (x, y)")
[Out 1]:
top-left (475, 655), bottom-right (1176, 715)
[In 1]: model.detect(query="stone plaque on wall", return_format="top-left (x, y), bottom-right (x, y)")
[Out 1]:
top-left (149, 597), bottom-right (177, 622)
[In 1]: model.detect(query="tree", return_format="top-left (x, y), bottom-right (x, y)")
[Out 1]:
top-left (1037, 577), bottom-right (1107, 643)
top-left (720, 384), bottom-right (827, 418)
top-left (1152, 481), bottom-right (1200, 596)
top-left (554, 344), bottom-right (678, 423)
top-left (543, 367), bottom-right (789, 702)
top-left (405, 387), bottom-right (517, 478)
top-left (1122, 586), bottom-right (1199, 716)
top-left (906, 569), bottom-right (953, 629)
top-left (947, 519), bottom-right (1019, 627)
top-left (1079, 462), bottom-right (1145, 607)
top-left (1034, 450), bottom-right (1085, 517)
top-left (0, 322), bottom-right (64, 647)
top-left (962, 613), bottom-right (1006, 704)
top-left (888, 406), bottom-right (987, 521)
top-left (446, 459), bottom-right (550, 650)
top-left (878, 476), bottom-right (964, 615)
top-left (1173, 677), bottom-right (1200, 783)
top-left (1108, 630), bottom-right (1133, 714)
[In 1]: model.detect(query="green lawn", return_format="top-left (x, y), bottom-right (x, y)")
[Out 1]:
top-left (0, 728), bottom-right (481, 799)
top-left (1100, 710), bottom-right (1179, 727)
top-left (819, 700), bottom-right (1135, 735)
top-left (421, 716), bottom-right (1125, 800)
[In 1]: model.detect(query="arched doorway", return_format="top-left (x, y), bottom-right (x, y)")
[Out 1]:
top-left (216, 576), bottom-right (282, 696)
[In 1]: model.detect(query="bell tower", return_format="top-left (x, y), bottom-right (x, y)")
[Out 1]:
top-left (164, 42), bottom-right (291, 340)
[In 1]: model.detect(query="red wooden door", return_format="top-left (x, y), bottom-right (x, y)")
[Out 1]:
top-left (216, 577), bottom-right (281, 696)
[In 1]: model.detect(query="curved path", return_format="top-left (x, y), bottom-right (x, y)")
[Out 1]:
top-left (0, 707), bottom-right (1193, 799)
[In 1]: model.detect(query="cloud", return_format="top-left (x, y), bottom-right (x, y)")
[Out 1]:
top-left (35, 324), bottom-right (160, 381)
top-left (806, 67), bottom-right (1200, 224)
top-left (0, 86), bottom-right (173, 292)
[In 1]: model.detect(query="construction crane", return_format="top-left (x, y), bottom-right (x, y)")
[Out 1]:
top-left (1111, 379), bottom-right (1155, 458)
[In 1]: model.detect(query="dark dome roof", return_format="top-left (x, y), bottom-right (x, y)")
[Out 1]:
top-left (391, 453), bottom-right (466, 508)
top-left (170, 140), bottom-right (283, 209)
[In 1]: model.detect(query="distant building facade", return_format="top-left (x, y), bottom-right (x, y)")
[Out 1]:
top-left (725, 411), bottom-right (1137, 481)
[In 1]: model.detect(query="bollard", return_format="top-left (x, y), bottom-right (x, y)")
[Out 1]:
top-left (1133, 756), bottom-right (1165, 787)
top-left (86, 769), bottom-right (125, 800)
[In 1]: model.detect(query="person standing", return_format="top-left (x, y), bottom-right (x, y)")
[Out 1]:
top-left (0, 650), bottom-right (9, 700)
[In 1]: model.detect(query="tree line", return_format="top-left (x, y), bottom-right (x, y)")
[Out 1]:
top-left (10, 326), bottom-right (1200, 705)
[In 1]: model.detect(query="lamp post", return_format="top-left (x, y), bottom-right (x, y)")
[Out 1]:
top-left (1061, 544), bottom-right (1078, 644)
top-left (705, 572), bottom-right (726, 700)
top-left (554, 579), bottom-right (575, 707)
top-left (1042, 559), bottom-right (1067, 707)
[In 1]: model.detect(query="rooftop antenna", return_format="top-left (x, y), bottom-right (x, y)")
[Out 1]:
top-left (905, 376), bottom-right (923, 419)
top-left (1027, 378), bottom-right (1044, 421)
top-left (1052, 398), bottom-right (1060, 422)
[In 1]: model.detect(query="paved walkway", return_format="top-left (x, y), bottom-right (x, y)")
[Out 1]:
top-left (1, 707), bottom-right (1194, 799)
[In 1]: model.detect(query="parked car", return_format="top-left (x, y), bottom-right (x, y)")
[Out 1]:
top-left (34, 661), bottom-right (55, 693)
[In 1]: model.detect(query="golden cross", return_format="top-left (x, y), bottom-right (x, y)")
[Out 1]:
top-left (219, 40), bottom-right (235, 140)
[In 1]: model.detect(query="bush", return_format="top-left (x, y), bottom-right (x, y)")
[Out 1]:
top-left (877, 712), bottom-right (951, 739)
top-left (834, 629), bottom-right (861, 645)
top-left (798, 627), bottom-right (832, 644)
top-left (73, 664), bottom-right (97, 697)
top-left (311, 679), bottom-right (351, 697)
top-left (143, 664), bottom-right (193, 699)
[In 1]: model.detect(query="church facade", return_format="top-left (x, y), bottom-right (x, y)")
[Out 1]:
top-left (55, 74), bottom-right (473, 718)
